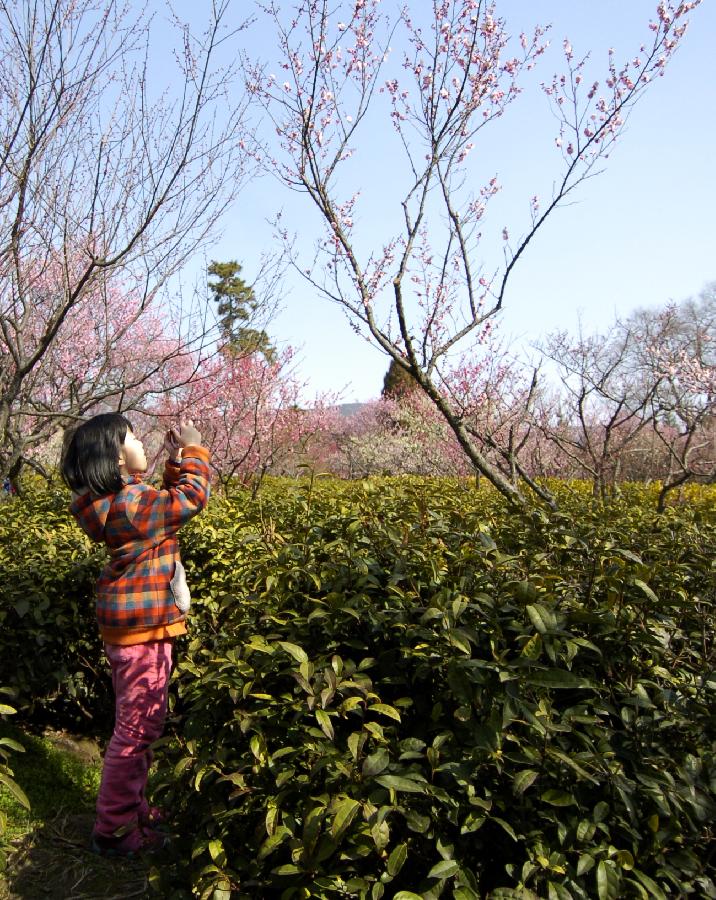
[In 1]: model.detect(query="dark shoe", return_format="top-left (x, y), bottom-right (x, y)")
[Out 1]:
top-left (91, 825), bottom-right (170, 858)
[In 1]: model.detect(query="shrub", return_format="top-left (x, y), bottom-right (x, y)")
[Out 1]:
top-left (2, 477), bottom-right (714, 896)
top-left (147, 478), bottom-right (715, 898)
top-left (0, 484), bottom-right (110, 729)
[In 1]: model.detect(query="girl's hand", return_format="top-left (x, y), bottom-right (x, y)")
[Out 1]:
top-left (177, 420), bottom-right (202, 448)
top-left (164, 428), bottom-right (182, 462)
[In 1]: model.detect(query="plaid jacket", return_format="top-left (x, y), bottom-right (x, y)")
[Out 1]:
top-left (71, 446), bottom-right (210, 645)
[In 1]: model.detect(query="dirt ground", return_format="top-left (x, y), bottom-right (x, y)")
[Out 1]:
top-left (1, 812), bottom-right (152, 900)
top-left (40, 730), bottom-right (103, 767)
top-left (1, 729), bottom-right (155, 900)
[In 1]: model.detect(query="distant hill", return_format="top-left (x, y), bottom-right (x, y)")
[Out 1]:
top-left (337, 402), bottom-right (365, 418)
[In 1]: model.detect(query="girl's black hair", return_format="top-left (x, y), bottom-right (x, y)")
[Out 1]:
top-left (61, 413), bottom-right (133, 496)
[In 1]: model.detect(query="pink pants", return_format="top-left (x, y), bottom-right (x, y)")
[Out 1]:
top-left (94, 640), bottom-right (173, 840)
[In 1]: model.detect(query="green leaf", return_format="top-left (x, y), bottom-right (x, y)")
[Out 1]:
top-left (460, 811), bottom-right (486, 834)
top-left (526, 603), bottom-right (556, 634)
top-left (477, 531), bottom-right (497, 551)
top-left (347, 731), bottom-right (364, 762)
top-left (369, 703), bottom-right (401, 722)
top-left (371, 819), bottom-right (390, 852)
top-left (331, 798), bottom-right (361, 841)
top-left (272, 864), bottom-right (302, 875)
top-left (632, 579), bottom-right (658, 603)
top-left (375, 774), bottom-right (427, 794)
top-left (546, 748), bottom-right (598, 784)
top-left (208, 839), bottom-right (226, 866)
top-left (513, 769), bottom-right (538, 795)
top-left (597, 860), bottom-right (620, 900)
top-left (515, 580), bottom-right (538, 603)
top-left (258, 825), bottom-right (291, 860)
top-left (13, 599), bottom-right (29, 618)
top-left (625, 882), bottom-right (649, 900)
top-left (631, 869), bottom-right (668, 900)
top-left (491, 817), bottom-right (518, 841)
top-left (265, 804), bottom-right (279, 836)
top-left (341, 696), bottom-right (365, 713)
top-left (278, 641), bottom-right (309, 664)
top-left (593, 801), bottom-right (609, 822)
top-left (316, 709), bottom-right (334, 740)
top-left (616, 549), bottom-right (643, 565)
top-left (387, 841), bottom-right (408, 876)
top-left (428, 859), bottom-right (459, 879)
top-left (364, 722), bottom-right (386, 742)
top-left (447, 628), bottom-right (472, 655)
top-left (403, 808), bottom-right (431, 833)
top-left (393, 894), bottom-right (423, 900)
top-left (526, 670), bottom-right (593, 690)
top-left (362, 749), bottom-right (390, 777)
top-left (0, 705), bottom-right (17, 716)
top-left (521, 633), bottom-right (542, 659)
top-left (246, 634), bottom-right (274, 654)
top-left (548, 883), bottom-right (573, 900)
top-left (0, 771), bottom-right (30, 809)
top-left (453, 889), bottom-right (480, 900)
top-left (541, 790), bottom-right (575, 807)
top-left (173, 756), bottom-right (193, 776)
top-left (421, 607), bottom-right (444, 622)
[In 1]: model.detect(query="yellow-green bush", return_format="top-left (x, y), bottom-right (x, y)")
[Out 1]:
top-left (153, 478), bottom-right (715, 898)
top-left (1, 478), bottom-right (714, 897)
top-left (0, 486), bottom-right (111, 728)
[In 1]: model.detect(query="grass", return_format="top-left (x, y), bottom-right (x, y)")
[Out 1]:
top-left (0, 723), bottom-right (153, 899)
top-left (0, 723), bottom-right (101, 840)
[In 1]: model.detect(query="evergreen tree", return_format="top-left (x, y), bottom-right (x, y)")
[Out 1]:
top-left (208, 260), bottom-right (276, 361)
top-left (382, 358), bottom-right (418, 399)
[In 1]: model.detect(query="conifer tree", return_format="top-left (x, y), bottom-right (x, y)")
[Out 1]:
top-left (382, 358), bottom-right (418, 399)
top-left (208, 260), bottom-right (276, 361)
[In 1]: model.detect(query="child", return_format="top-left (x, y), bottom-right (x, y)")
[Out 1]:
top-left (61, 412), bottom-right (210, 857)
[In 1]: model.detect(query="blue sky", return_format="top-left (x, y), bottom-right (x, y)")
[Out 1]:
top-left (181, 0), bottom-right (715, 402)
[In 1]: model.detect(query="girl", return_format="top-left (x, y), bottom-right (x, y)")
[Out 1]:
top-left (62, 412), bottom-right (210, 856)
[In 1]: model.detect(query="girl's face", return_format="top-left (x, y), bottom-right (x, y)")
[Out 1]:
top-left (119, 429), bottom-right (147, 475)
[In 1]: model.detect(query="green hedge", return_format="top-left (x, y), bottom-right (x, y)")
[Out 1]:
top-left (151, 479), bottom-right (715, 898)
top-left (1, 478), bottom-right (714, 898)
top-left (0, 485), bottom-right (111, 729)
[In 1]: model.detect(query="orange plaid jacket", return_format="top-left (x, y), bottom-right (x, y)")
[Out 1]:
top-left (70, 446), bottom-right (210, 645)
